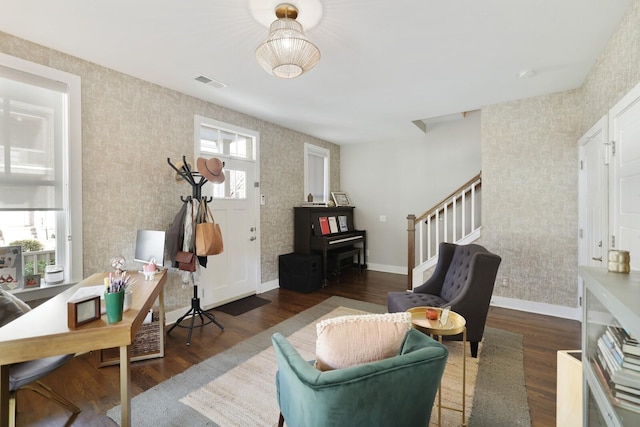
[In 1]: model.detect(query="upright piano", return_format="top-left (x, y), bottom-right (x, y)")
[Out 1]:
top-left (294, 206), bottom-right (367, 284)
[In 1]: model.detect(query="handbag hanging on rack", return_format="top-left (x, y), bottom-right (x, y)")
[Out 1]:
top-left (195, 199), bottom-right (224, 256)
top-left (175, 251), bottom-right (197, 271)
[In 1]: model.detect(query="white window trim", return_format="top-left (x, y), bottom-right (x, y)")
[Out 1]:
top-left (194, 115), bottom-right (260, 201)
top-left (0, 53), bottom-right (83, 283)
top-left (194, 115), bottom-right (258, 163)
top-left (304, 143), bottom-right (330, 202)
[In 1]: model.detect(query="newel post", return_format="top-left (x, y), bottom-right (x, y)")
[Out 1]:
top-left (407, 214), bottom-right (416, 290)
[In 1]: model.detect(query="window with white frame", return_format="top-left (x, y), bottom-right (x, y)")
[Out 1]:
top-left (0, 54), bottom-right (82, 285)
top-left (304, 143), bottom-right (330, 203)
top-left (195, 115), bottom-right (257, 199)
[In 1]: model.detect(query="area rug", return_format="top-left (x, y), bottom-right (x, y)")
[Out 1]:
top-left (214, 295), bottom-right (271, 316)
top-left (468, 325), bottom-right (531, 426)
top-left (107, 296), bottom-right (530, 426)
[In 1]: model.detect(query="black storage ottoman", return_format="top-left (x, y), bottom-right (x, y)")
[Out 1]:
top-left (279, 253), bottom-right (322, 293)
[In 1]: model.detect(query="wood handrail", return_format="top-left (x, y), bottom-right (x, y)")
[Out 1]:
top-left (414, 172), bottom-right (482, 224)
top-left (407, 172), bottom-right (482, 290)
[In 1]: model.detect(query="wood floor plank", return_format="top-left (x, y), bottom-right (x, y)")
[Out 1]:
top-left (13, 270), bottom-right (581, 426)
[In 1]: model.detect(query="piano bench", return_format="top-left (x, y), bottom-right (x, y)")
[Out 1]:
top-left (329, 247), bottom-right (361, 282)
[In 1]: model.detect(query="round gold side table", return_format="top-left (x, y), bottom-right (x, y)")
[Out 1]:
top-left (407, 306), bottom-right (467, 427)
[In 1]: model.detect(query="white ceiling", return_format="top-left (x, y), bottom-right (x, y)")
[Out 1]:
top-left (0, 0), bottom-right (632, 145)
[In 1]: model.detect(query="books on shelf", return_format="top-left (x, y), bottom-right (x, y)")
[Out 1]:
top-left (615, 397), bottom-right (640, 414)
top-left (597, 337), bottom-right (621, 377)
top-left (338, 215), bottom-right (348, 232)
top-left (617, 391), bottom-right (640, 406)
top-left (624, 342), bottom-right (640, 357)
top-left (624, 359), bottom-right (640, 372)
top-left (328, 217), bottom-right (339, 233)
top-left (608, 325), bottom-right (640, 356)
top-left (604, 329), bottom-right (624, 363)
top-left (613, 365), bottom-right (640, 389)
top-left (592, 353), bottom-right (614, 390)
top-left (615, 383), bottom-right (640, 397)
top-left (592, 326), bottom-right (640, 413)
top-left (318, 217), bottom-right (330, 235)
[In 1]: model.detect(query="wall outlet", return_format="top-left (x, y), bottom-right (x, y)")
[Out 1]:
top-left (379, 215), bottom-right (386, 222)
top-left (501, 277), bottom-right (510, 287)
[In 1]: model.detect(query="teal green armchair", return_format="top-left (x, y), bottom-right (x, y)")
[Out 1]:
top-left (272, 328), bottom-right (448, 427)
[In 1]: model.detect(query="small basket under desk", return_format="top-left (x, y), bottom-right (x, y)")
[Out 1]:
top-left (98, 311), bottom-right (164, 367)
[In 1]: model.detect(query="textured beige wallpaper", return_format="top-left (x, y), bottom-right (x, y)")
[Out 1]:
top-left (480, 0), bottom-right (640, 308)
top-left (0, 32), bottom-right (339, 313)
top-left (2, 0), bottom-right (639, 313)
top-left (481, 92), bottom-right (582, 306)
top-left (580, 0), bottom-right (640, 134)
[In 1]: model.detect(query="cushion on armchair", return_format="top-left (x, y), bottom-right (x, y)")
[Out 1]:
top-left (315, 312), bottom-right (412, 371)
top-left (0, 289), bottom-right (31, 327)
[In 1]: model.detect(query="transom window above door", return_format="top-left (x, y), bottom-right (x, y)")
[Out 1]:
top-left (195, 116), bottom-right (258, 200)
top-left (199, 123), bottom-right (255, 161)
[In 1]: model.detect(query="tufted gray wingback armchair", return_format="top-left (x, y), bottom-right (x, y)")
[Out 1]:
top-left (387, 242), bottom-right (501, 357)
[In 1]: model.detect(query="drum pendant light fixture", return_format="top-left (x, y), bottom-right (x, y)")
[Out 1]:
top-left (255, 3), bottom-right (321, 79)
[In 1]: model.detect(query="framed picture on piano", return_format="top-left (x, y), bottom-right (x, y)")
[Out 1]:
top-left (331, 192), bottom-right (352, 207)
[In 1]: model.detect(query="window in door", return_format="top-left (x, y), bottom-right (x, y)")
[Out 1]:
top-left (0, 54), bottom-right (82, 284)
top-left (195, 115), bottom-right (257, 199)
top-left (304, 143), bottom-right (330, 203)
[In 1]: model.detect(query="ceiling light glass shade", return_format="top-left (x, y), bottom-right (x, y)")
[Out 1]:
top-left (255, 18), bottom-right (321, 79)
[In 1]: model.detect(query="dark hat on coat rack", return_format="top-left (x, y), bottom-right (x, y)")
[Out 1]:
top-left (174, 160), bottom-right (193, 183)
top-left (196, 157), bottom-right (225, 184)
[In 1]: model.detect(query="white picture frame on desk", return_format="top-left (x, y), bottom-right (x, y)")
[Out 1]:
top-left (331, 192), bottom-right (352, 207)
top-left (0, 245), bottom-right (23, 290)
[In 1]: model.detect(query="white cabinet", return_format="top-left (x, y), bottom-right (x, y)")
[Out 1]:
top-left (580, 266), bottom-right (640, 426)
top-left (557, 350), bottom-right (582, 427)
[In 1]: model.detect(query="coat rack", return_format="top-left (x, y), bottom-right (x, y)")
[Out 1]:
top-left (166, 155), bottom-right (223, 345)
top-left (167, 156), bottom-right (213, 202)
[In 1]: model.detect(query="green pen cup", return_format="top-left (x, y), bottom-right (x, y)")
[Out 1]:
top-left (104, 290), bottom-right (125, 324)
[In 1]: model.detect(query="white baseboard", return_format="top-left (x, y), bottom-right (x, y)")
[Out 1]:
top-left (490, 295), bottom-right (582, 321)
top-left (166, 309), bottom-right (182, 326)
top-left (166, 289), bottom-right (581, 324)
top-left (366, 263), bottom-right (406, 275)
top-left (228, 273), bottom-right (583, 323)
top-left (258, 279), bottom-right (279, 294)
top-left (166, 287), bottom-right (266, 326)
top-left (365, 269), bottom-right (582, 321)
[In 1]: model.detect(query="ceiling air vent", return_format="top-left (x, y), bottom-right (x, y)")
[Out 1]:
top-left (195, 75), bottom-right (228, 89)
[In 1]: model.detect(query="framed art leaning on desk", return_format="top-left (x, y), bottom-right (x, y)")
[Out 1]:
top-left (67, 295), bottom-right (101, 328)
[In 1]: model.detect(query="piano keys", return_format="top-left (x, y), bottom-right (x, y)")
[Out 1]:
top-left (294, 206), bottom-right (367, 284)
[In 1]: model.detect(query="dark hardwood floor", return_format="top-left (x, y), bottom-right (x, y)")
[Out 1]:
top-left (15, 269), bottom-right (581, 426)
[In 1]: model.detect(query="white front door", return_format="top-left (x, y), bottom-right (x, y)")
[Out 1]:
top-left (197, 158), bottom-right (259, 306)
top-left (578, 115), bottom-right (609, 267)
top-left (609, 83), bottom-right (640, 271)
top-left (194, 116), bottom-right (260, 307)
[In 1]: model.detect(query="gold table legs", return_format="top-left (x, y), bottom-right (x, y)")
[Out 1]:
top-left (434, 327), bottom-right (467, 427)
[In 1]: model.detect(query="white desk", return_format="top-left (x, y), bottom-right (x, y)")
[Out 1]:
top-left (0, 270), bottom-right (166, 427)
